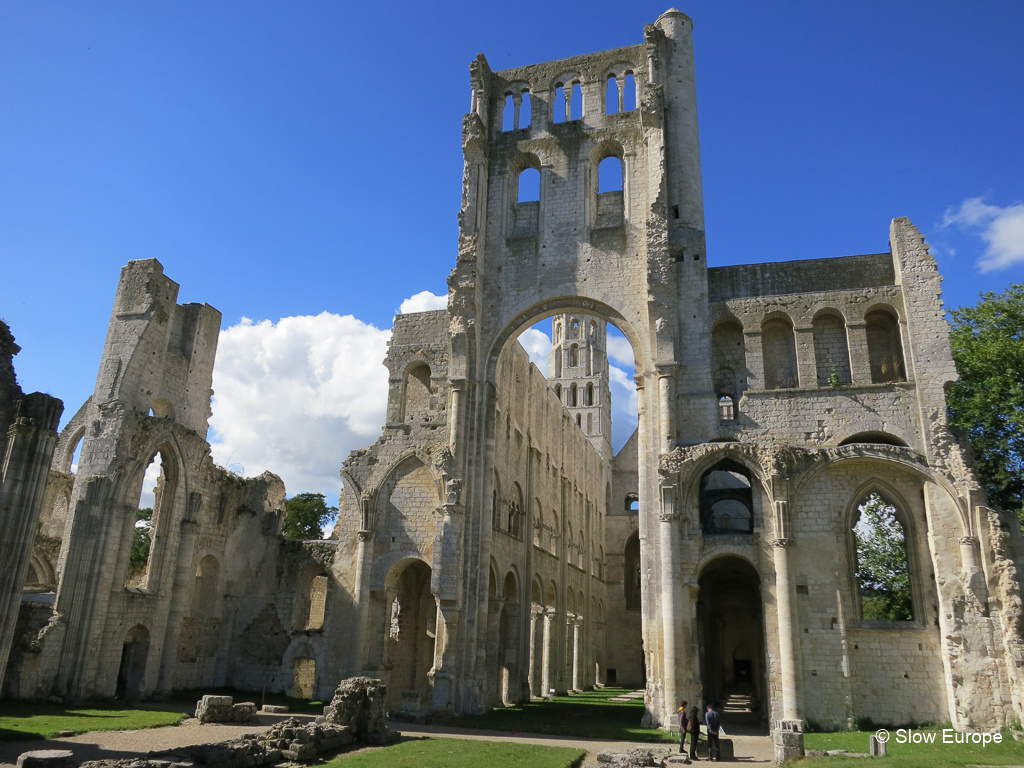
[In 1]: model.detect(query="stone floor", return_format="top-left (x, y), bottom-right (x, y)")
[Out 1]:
top-left (0, 712), bottom-right (776, 767)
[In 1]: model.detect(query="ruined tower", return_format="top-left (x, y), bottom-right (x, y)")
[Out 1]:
top-left (547, 314), bottom-right (613, 462)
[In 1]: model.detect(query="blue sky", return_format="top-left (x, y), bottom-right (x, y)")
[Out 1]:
top-left (2, 1), bottom-right (1022, 503)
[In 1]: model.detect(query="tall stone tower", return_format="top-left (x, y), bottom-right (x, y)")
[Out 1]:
top-left (547, 313), bottom-right (612, 461)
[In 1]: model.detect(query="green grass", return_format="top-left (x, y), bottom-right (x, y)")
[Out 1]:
top-left (441, 688), bottom-right (674, 742)
top-left (326, 737), bottom-right (585, 768)
top-left (170, 687), bottom-right (325, 714)
top-left (803, 728), bottom-right (1024, 766)
top-left (0, 704), bottom-right (186, 741)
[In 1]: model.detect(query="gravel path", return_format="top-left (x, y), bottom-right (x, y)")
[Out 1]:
top-left (0, 715), bottom-right (775, 767)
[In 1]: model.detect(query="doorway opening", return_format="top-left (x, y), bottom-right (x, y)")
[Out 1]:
top-left (382, 559), bottom-right (436, 713)
top-left (115, 624), bottom-right (151, 701)
top-left (697, 556), bottom-right (766, 726)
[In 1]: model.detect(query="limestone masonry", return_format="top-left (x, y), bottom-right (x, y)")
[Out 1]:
top-left (3, 10), bottom-right (1023, 760)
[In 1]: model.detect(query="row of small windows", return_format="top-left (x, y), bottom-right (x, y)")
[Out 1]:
top-left (553, 382), bottom-right (595, 406)
top-left (554, 318), bottom-right (598, 342)
top-left (712, 308), bottom-right (906, 422)
top-left (500, 73), bottom-right (638, 132)
top-left (514, 157), bottom-right (623, 203)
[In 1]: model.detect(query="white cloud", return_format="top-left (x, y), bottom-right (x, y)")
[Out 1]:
top-left (606, 334), bottom-right (635, 370)
top-left (209, 312), bottom-right (391, 506)
top-left (609, 364), bottom-right (638, 454)
top-left (398, 290), bottom-right (447, 314)
top-left (943, 197), bottom-right (1024, 272)
top-left (518, 328), bottom-right (552, 376)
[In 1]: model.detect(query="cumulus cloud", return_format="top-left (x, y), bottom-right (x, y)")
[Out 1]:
top-left (943, 197), bottom-right (1024, 272)
top-left (398, 290), bottom-right (448, 314)
top-left (518, 328), bottom-right (553, 376)
top-left (606, 333), bottom-right (635, 370)
top-left (609, 364), bottom-right (639, 453)
top-left (209, 312), bottom-right (391, 508)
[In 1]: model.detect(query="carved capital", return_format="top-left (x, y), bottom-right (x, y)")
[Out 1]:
top-left (357, 530), bottom-right (376, 542)
top-left (958, 536), bottom-right (978, 546)
top-left (770, 538), bottom-right (794, 548)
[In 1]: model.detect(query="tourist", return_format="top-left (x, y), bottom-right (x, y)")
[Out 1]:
top-left (677, 700), bottom-right (688, 753)
top-left (704, 703), bottom-right (721, 761)
top-left (688, 705), bottom-right (702, 760)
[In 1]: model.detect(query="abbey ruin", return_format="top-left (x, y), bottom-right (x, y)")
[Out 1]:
top-left (3, 9), bottom-right (1024, 760)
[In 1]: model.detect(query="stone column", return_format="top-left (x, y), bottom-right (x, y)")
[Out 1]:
top-left (155, 518), bottom-right (199, 695)
top-left (528, 604), bottom-right (540, 696)
top-left (430, 479), bottom-right (465, 714)
top-left (0, 393), bottom-right (62, 693)
top-left (658, 368), bottom-right (675, 454)
top-left (658, 485), bottom-right (681, 723)
top-left (352, 529), bottom-right (376, 673)
top-left (771, 537), bottom-right (804, 761)
top-left (571, 617), bottom-right (582, 691)
top-left (541, 608), bottom-right (554, 697)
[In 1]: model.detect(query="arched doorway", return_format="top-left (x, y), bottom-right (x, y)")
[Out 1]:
top-left (382, 559), bottom-right (436, 714)
top-left (115, 624), bottom-right (150, 701)
top-left (697, 557), bottom-right (765, 722)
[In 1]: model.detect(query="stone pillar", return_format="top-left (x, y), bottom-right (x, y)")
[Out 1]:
top-left (771, 537), bottom-right (804, 760)
top-left (0, 392), bottom-right (63, 693)
top-left (846, 323), bottom-right (871, 385)
top-left (541, 608), bottom-right (554, 697)
top-left (352, 529), bottom-right (376, 673)
top-left (528, 605), bottom-right (541, 697)
top-left (430, 479), bottom-right (465, 714)
top-left (155, 518), bottom-right (199, 694)
top-left (658, 369), bottom-right (675, 454)
top-left (658, 485), bottom-right (681, 724)
top-left (571, 617), bottom-right (582, 691)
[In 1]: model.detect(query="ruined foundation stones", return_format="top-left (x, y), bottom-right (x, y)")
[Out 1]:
top-left (322, 676), bottom-right (397, 745)
top-left (16, 751), bottom-right (74, 768)
top-left (194, 695), bottom-right (257, 724)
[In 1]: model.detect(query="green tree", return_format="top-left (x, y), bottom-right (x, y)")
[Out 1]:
top-left (130, 508), bottom-right (153, 564)
top-left (854, 494), bottom-right (914, 621)
top-left (947, 284), bottom-right (1024, 524)
top-left (282, 492), bottom-right (338, 540)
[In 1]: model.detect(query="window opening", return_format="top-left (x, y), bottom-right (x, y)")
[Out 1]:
top-left (624, 533), bottom-right (641, 610)
top-left (623, 73), bottom-right (636, 111)
top-left (502, 93), bottom-right (514, 132)
top-left (605, 76), bottom-right (618, 115)
top-left (570, 383), bottom-right (578, 406)
top-left (518, 167), bottom-right (540, 202)
top-left (700, 461), bottom-right (754, 534)
top-left (854, 493), bottom-right (914, 621)
top-left (866, 310), bottom-right (906, 383)
top-left (717, 395), bottom-right (736, 422)
top-left (570, 82), bottom-right (583, 120)
top-left (553, 85), bottom-right (566, 124)
top-left (569, 345), bottom-right (579, 368)
top-left (586, 383), bottom-right (594, 406)
top-left (520, 90), bottom-right (531, 128)
top-left (598, 156), bottom-right (623, 193)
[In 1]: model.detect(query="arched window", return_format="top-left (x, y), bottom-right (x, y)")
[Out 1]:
top-left (127, 448), bottom-right (178, 589)
top-left (699, 461), bottom-right (754, 534)
top-left (576, 413), bottom-right (582, 428)
top-left (518, 167), bottom-right (540, 202)
top-left (570, 82), bottom-right (583, 120)
top-left (853, 492), bottom-right (914, 621)
top-left (569, 345), bottom-right (579, 367)
top-left (492, 472), bottom-right (502, 532)
top-left (533, 504), bottom-right (543, 548)
top-left (598, 156), bottom-right (623, 193)
top-left (712, 321), bottom-right (745, 412)
top-left (762, 318), bottom-right (798, 389)
top-left (554, 383), bottom-right (562, 402)
top-left (585, 382), bottom-right (594, 406)
top-left (520, 90), bottom-right (531, 128)
top-left (554, 322), bottom-right (562, 342)
top-left (624, 532), bottom-right (641, 611)
top-left (509, 484), bottom-right (524, 538)
top-left (866, 309), bottom-right (906, 383)
top-left (570, 383), bottom-right (578, 406)
top-left (502, 93), bottom-right (514, 131)
top-left (569, 319), bottom-right (579, 338)
top-left (553, 83), bottom-right (567, 124)
top-left (623, 73), bottom-right (636, 111)
top-left (586, 412), bottom-right (593, 434)
top-left (717, 396), bottom-right (736, 422)
top-left (550, 511), bottom-right (559, 554)
top-left (589, 321), bottom-right (597, 339)
top-left (813, 312), bottom-right (852, 386)
top-left (625, 493), bottom-right (639, 511)
top-left (605, 76), bottom-right (618, 115)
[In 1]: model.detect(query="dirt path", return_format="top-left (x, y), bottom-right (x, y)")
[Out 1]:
top-left (0, 715), bottom-right (776, 767)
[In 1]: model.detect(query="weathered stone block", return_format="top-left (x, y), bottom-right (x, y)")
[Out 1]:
top-left (17, 750), bottom-right (74, 768)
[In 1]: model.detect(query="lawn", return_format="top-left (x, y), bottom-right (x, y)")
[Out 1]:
top-left (803, 728), bottom-right (1024, 766)
top-left (442, 688), bottom-right (674, 742)
top-left (326, 737), bottom-right (585, 768)
top-left (0, 704), bottom-right (186, 741)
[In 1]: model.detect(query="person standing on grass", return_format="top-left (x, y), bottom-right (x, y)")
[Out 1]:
top-left (688, 705), bottom-right (702, 760)
top-left (704, 703), bottom-right (721, 761)
top-left (677, 700), bottom-right (689, 753)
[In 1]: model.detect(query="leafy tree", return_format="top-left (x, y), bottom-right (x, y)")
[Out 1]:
top-left (854, 494), bottom-right (913, 621)
top-left (282, 492), bottom-right (338, 540)
top-left (130, 508), bottom-right (153, 564)
top-left (947, 284), bottom-right (1024, 525)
